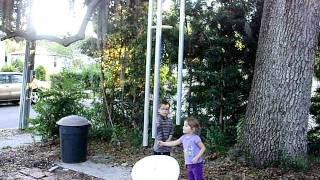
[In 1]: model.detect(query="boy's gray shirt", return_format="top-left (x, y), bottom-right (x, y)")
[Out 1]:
top-left (153, 115), bottom-right (174, 152)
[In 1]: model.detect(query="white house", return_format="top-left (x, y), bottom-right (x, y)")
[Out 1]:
top-left (0, 41), bottom-right (5, 68)
top-left (7, 46), bottom-right (71, 75)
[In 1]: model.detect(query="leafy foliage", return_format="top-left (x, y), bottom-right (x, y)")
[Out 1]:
top-left (204, 125), bottom-right (232, 154)
top-left (0, 64), bottom-right (18, 72)
top-left (309, 50), bottom-right (320, 155)
top-left (25, 0), bottom-right (262, 151)
top-left (11, 59), bottom-right (24, 72)
top-left (79, 2), bottom-right (177, 131)
top-left (1, 59), bottom-right (24, 72)
top-left (74, 0), bottom-right (261, 151)
top-left (35, 65), bottom-right (46, 80)
top-left (29, 70), bottom-right (87, 140)
top-left (82, 100), bottom-right (112, 141)
top-left (309, 89), bottom-right (320, 155)
top-left (279, 155), bottom-right (310, 172)
top-left (178, 0), bottom-right (259, 149)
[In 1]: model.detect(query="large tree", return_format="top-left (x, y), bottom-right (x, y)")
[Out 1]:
top-left (0, 0), bottom-right (102, 46)
top-left (0, 0), bottom-right (105, 128)
top-left (240, 0), bottom-right (320, 166)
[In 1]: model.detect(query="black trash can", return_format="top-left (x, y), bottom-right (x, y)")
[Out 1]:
top-left (56, 115), bottom-right (91, 163)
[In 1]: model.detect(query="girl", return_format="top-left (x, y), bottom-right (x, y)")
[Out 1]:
top-left (159, 117), bottom-right (206, 180)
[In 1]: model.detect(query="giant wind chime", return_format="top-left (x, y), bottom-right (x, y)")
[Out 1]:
top-left (142, 0), bottom-right (185, 146)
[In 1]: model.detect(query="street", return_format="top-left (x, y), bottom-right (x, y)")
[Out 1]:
top-left (0, 103), bottom-right (37, 129)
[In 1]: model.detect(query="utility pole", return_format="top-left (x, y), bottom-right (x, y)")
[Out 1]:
top-left (19, 40), bottom-right (36, 129)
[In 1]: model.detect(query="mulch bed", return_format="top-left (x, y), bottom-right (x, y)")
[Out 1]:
top-left (0, 133), bottom-right (319, 179)
top-left (88, 140), bottom-right (320, 180)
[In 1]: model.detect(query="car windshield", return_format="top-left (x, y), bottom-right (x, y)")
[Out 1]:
top-left (11, 74), bottom-right (23, 83)
top-left (0, 74), bottom-right (9, 84)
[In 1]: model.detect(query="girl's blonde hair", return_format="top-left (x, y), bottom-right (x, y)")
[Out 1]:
top-left (186, 117), bottom-right (200, 134)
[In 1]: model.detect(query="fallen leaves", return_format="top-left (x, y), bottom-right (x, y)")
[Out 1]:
top-left (0, 136), bottom-right (319, 179)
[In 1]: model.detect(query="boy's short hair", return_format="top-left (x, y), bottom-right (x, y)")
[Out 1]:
top-left (186, 117), bottom-right (200, 133)
top-left (159, 100), bottom-right (170, 108)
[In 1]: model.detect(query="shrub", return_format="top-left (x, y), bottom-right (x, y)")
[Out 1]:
top-left (279, 155), bottom-right (309, 172)
top-left (80, 64), bottom-right (100, 91)
top-left (0, 64), bottom-right (17, 72)
top-left (110, 124), bottom-right (127, 147)
top-left (127, 128), bottom-right (143, 149)
top-left (204, 125), bottom-right (232, 155)
top-left (29, 70), bottom-right (86, 140)
top-left (35, 65), bottom-right (46, 80)
top-left (309, 87), bottom-right (320, 155)
top-left (12, 59), bottom-right (24, 72)
top-left (83, 100), bottom-right (113, 142)
top-left (308, 128), bottom-right (320, 155)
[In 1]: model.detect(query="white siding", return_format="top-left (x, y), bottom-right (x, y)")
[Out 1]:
top-left (0, 41), bottom-right (5, 68)
top-left (7, 47), bottom-right (70, 75)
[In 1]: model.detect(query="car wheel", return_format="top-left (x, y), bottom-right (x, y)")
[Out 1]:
top-left (31, 92), bottom-right (40, 104)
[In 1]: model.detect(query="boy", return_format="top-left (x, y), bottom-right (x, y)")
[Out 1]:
top-left (153, 100), bottom-right (174, 156)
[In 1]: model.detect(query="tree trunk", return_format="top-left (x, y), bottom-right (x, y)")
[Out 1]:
top-left (97, 0), bottom-right (113, 127)
top-left (240, 0), bottom-right (320, 166)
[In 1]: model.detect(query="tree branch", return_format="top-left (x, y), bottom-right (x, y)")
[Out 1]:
top-left (0, 0), bottom-right (102, 47)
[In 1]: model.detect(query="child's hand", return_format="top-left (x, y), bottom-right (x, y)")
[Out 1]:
top-left (191, 156), bottom-right (199, 164)
top-left (158, 141), bottom-right (164, 146)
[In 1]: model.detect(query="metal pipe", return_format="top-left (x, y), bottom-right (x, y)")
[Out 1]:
top-left (143, 0), bottom-right (154, 146)
top-left (176, 0), bottom-right (185, 125)
top-left (151, 25), bottom-right (173, 29)
top-left (19, 41), bottom-right (30, 129)
top-left (151, 0), bottom-right (163, 138)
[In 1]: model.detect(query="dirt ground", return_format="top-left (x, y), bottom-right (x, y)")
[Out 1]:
top-left (88, 141), bottom-right (320, 180)
top-left (1, 130), bottom-right (320, 179)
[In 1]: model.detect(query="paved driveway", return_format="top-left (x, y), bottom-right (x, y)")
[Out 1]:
top-left (0, 103), bottom-right (37, 129)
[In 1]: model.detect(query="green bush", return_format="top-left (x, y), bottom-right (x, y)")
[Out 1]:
top-left (204, 125), bottom-right (232, 155)
top-left (309, 87), bottom-right (320, 155)
top-left (50, 69), bottom-right (81, 86)
top-left (308, 128), bottom-right (320, 155)
top-left (110, 124), bottom-right (127, 146)
top-left (83, 100), bottom-right (113, 142)
top-left (12, 59), bottom-right (24, 72)
top-left (80, 64), bottom-right (100, 91)
top-left (89, 126), bottom-right (113, 142)
top-left (35, 65), bottom-right (46, 80)
top-left (29, 70), bottom-right (86, 140)
top-left (110, 124), bottom-right (143, 150)
top-left (0, 64), bottom-right (17, 72)
top-left (127, 128), bottom-right (143, 149)
top-left (279, 155), bottom-right (309, 172)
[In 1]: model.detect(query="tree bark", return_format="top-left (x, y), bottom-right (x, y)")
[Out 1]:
top-left (97, 0), bottom-right (114, 128)
top-left (240, 0), bottom-right (320, 166)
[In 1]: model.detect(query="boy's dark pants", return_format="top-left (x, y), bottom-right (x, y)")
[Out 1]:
top-left (153, 151), bottom-right (170, 156)
top-left (186, 162), bottom-right (203, 180)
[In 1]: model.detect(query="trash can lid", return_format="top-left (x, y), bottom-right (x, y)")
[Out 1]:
top-left (56, 115), bottom-right (90, 126)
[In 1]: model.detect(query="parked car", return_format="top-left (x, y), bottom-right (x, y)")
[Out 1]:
top-left (0, 72), bottom-right (50, 104)
top-left (0, 72), bottom-right (23, 104)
